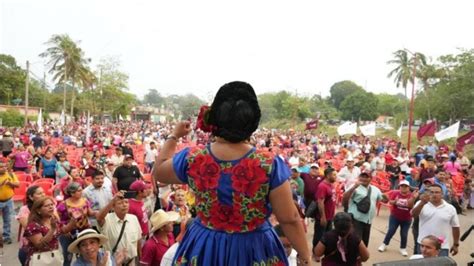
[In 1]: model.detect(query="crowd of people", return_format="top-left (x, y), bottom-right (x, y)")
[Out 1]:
top-left (0, 82), bottom-right (472, 266)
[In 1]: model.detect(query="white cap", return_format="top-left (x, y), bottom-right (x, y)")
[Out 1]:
top-left (399, 180), bottom-right (410, 186)
top-left (346, 156), bottom-right (354, 161)
top-left (310, 163), bottom-right (319, 168)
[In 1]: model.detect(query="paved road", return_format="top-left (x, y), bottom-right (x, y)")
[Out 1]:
top-left (1, 204), bottom-right (473, 265)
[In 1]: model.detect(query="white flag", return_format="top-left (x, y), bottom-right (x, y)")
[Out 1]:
top-left (119, 114), bottom-right (124, 121)
top-left (37, 108), bottom-right (43, 132)
top-left (337, 121), bottom-right (357, 135)
top-left (86, 111), bottom-right (91, 144)
top-left (397, 124), bottom-right (403, 138)
top-left (435, 121), bottom-right (460, 141)
top-left (359, 123), bottom-right (376, 136)
top-left (60, 110), bottom-right (65, 126)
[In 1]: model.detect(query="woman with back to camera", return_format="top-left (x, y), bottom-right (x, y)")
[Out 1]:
top-left (314, 212), bottom-right (369, 266)
top-left (154, 81), bottom-right (311, 265)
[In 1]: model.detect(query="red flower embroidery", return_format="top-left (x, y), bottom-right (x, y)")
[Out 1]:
top-left (231, 158), bottom-right (268, 197)
top-left (209, 202), bottom-right (244, 232)
top-left (247, 201), bottom-right (265, 211)
top-left (189, 154), bottom-right (220, 190)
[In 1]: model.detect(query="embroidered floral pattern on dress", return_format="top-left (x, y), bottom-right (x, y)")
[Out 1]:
top-left (186, 148), bottom-right (273, 233)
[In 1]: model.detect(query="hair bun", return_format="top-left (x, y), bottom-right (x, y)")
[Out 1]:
top-left (209, 81), bottom-right (261, 143)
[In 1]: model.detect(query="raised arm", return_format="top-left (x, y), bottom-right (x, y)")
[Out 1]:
top-left (153, 121), bottom-right (191, 184)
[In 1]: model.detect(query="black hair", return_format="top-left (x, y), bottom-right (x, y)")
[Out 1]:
top-left (93, 170), bottom-right (104, 178)
top-left (208, 81), bottom-right (261, 143)
top-left (26, 185), bottom-right (40, 210)
top-left (324, 168), bottom-right (335, 178)
top-left (273, 224), bottom-right (285, 238)
top-left (333, 212), bottom-right (352, 236)
top-left (359, 172), bottom-right (371, 179)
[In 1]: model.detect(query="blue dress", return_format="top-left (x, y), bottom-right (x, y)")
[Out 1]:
top-left (172, 145), bottom-right (290, 266)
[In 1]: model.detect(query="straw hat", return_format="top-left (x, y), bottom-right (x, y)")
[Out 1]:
top-left (67, 229), bottom-right (108, 254)
top-left (150, 210), bottom-right (180, 233)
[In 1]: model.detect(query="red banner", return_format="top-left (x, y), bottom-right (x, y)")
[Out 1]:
top-left (417, 121), bottom-right (437, 140)
top-left (456, 130), bottom-right (474, 151)
top-left (305, 119), bottom-right (319, 130)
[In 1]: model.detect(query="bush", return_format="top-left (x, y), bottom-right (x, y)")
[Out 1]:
top-left (0, 109), bottom-right (38, 127)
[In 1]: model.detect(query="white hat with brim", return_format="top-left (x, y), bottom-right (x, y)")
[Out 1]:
top-left (150, 210), bottom-right (180, 233)
top-left (67, 229), bottom-right (108, 254)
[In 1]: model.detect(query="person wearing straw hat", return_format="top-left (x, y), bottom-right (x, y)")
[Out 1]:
top-left (68, 229), bottom-right (124, 266)
top-left (140, 210), bottom-right (179, 266)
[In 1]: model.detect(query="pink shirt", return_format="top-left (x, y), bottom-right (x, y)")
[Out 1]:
top-left (128, 199), bottom-right (149, 236)
top-left (16, 205), bottom-right (30, 247)
top-left (13, 151), bottom-right (31, 168)
top-left (444, 162), bottom-right (461, 176)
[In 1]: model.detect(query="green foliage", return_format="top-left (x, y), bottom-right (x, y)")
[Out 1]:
top-left (414, 49), bottom-right (474, 122)
top-left (340, 91), bottom-right (379, 121)
top-left (329, 80), bottom-right (364, 109)
top-left (143, 89), bottom-right (165, 107)
top-left (376, 93), bottom-right (406, 116)
top-left (0, 109), bottom-right (36, 127)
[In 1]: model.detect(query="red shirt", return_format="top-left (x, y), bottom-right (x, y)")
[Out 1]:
top-left (300, 173), bottom-right (323, 201)
top-left (385, 153), bottom-right (395, 165)
top-left (388, 190), bottom-right (412, 221)
top-left (314, 180), bottom-right (336, 220)
top-left (128, 198), bottom-right (149, 236)
top-left (140, 233), bottom-right (175, 265)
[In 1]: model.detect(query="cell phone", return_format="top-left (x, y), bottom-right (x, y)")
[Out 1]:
top-left (123, 191), bottom-right (137, 199)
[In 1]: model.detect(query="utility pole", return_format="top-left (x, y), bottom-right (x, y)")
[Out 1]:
top-left (24, 60), bottom-right (30, 126)
top-left (406, 51), bottom-right (418, 152)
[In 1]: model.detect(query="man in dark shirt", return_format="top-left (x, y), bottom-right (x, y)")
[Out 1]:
top-left (113, 155), bottom-right (142, 192)
top-left (419, 156), bottom-right (436, 187)
top-left (121, 141), bottom-right (134, 159)
top-left (31, 133), bottom-right (44, 149)
top-left (300, 163), bottom-right (323, 207)
top-left (386, 160), bottom-right (401, 189)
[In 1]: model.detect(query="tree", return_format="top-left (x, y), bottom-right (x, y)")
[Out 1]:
top-left (339, 91), bottom-right (379, 121)
top-left (376, 93), bottom-right (406, 116)
top-left (387, 50), bottom-right (412, 118)
top-left (143, 89), bottom-right (165, 107)
top-left (0, 54), bottom-right (26, 105)
top-left (329, 80), bottom-right (364, 109)
top-left (40, 34), bottom-right (94, 117)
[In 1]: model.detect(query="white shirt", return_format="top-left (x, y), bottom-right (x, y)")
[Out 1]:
top-left (144, 147), bottom-right (158, 163)
top-left (100, 213), bottom-right (142, 259)
top-left (337, 166), bottom-right (361, 190)
top-left (110, 154), bottom-right (124, 167)
top-left (288, 249), bottom-right (297, 266)
top-left (160, 242), bottom-right (179, 266)
top-left (416, 200), bottom-right (460, 249)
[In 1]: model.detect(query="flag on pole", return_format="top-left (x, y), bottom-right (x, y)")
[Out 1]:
top-left (305, 119), bottom-right (319, 130)
top-left (86, 111), bottom-right (91, 145)
top-left (435, 121), bottom-right (460, 141)
top-left (37, 108), bottom-right (43, 132)
top-left (417, 120), bottom-right (437, 140)
top-left (60, 110), bottom-right (65, 126)
top-left (337, 121), bottom-right (357, 136)
top-left (456, 130), bottom-right (474, 151)
top-left (359, 122), bottom-right (376, 136)
top-left (397, 123), bottom-right (403, 138)
top-left (119, 114), bottom-right (124, 121)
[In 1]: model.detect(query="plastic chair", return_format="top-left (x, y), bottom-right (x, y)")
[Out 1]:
top-left (377, 190), bottom-right (394, 216)
top-left (17, 174), bottom-right (33, 183)
top-left (13, 181), bottom-right (31, 204)
top-left (34, 182), bottom-right (55, 197)
top-left (33, 178), bottom-right (55, 185)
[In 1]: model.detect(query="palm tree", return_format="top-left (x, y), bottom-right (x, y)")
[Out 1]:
top-left (40, 34), bottom-right (92, 118)
top-left (387, 50), bottom-right (412, 119)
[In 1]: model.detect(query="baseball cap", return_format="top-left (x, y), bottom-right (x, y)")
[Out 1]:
top-left (423, 178), bottom-right (434, 184)
top-left (124, 154), bottom-right (133, 160)
top-left (291, 167), bottom-right (299, 172)
top-left (310, 163), bottom-right (319, 168)
top-left (129, 180), bottom-right (148, 191)
top-left (399, 180), bottom-right (410, 186)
